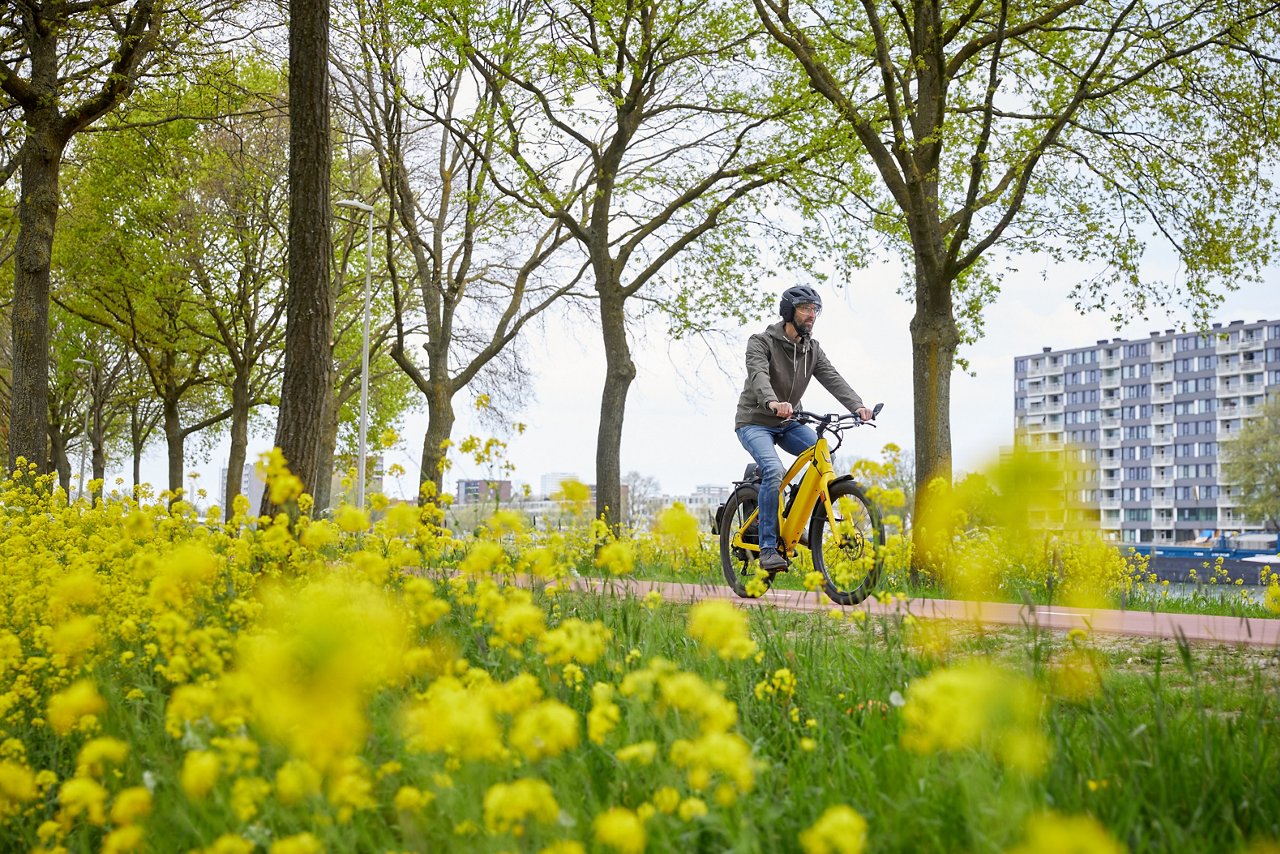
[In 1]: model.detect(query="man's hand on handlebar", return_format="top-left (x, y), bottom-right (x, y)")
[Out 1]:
top-left (854, 406), bottom-right (874, 423)
top-left (768, 400), bottom-right (794, 419)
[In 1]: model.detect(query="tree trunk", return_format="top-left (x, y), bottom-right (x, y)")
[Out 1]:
top-left (418, 381), bottom-right (456, 505)
top-left (594, 284), bottom-right (635, 530)
top-left (909, 257), bottom-right (960, 577)
top-left (91, 437), bottom-right (105, 501)
top-left (163, 397), bottom-right (184, 496)
top-left (90, 389), bottom-right (105, 500)
top-left (267, 0), bottom-right (333, 513)
top-left (130, 407), bottom-right (145, 495)
top-left (48, 430), bottom-right (71, 494)
top-left (313, 384), bottom-right (340, 513)
top-left (223, 374), bottom-right (251, 520)
top-left (9, 119), bottom-right (65, 474)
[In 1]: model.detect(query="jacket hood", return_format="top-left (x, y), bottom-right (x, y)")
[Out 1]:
top-left (765, 320), bottom-right (811, 353)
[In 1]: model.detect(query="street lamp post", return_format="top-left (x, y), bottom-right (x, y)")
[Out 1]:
top-left (73, 357), bottom-right (94, 502)
top-left (336, 199), bottom-right (374, 508)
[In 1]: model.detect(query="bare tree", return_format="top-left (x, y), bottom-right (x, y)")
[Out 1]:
top-left (332, 0), bottom-right (583, 502)
top-left (420, 0), bottom-right (823, 528)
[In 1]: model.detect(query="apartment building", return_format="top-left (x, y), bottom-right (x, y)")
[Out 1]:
top-left (1014, 318), bottom-right (1280, 544)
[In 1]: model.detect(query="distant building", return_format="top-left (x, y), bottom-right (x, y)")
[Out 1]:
top-left (540, 472), bottom-right (578, 499)
top-left (456, 479), bottom-right (513, 505)
top-left (220, 463), bottom-right (266, 511)
top-left (1014, 318), bottom-right (1280, 544)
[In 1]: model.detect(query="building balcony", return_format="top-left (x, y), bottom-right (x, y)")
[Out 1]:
top-left (1100, 415), bottom-right (1121, 428)
top-left (1152, 475), bottom-right (1174, 488)
top-left (1152, 433), bottom-right (1174, 446)
top-left (1100, 373), bottom-right (1121, 388)
top-left (1151, 390), bottom-right (1173, 404)
top-left (1100, 436), bottom-right (1121, 450)
top-left (1100, 497), bottom-right (1121, 510)
top-left (1152, 497), bottom-right (1175, 509)
top-left (1101, 355), bottom-right (1121, 368)
top-left (1152, 410), bottom-right (1173, 425)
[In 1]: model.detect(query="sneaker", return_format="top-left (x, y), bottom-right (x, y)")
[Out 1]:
top-left (759, 550), bottom-right (787, 573)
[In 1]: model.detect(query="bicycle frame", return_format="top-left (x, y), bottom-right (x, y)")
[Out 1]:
top-left (730, 434), bottom-right (842, 557)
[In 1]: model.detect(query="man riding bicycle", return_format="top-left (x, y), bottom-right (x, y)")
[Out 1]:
top-left (735, 285), bottom-right (873, 574)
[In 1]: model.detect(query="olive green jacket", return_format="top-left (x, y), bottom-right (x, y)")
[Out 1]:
top-left (734, 322), bottom-right (864, 430)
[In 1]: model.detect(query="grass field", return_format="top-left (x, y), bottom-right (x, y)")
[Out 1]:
top-left (1, 465), bottom-right (1278, 853)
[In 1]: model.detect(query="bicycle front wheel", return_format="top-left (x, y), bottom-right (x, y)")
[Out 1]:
top-left (719, 484), bottom-right (770, 599)
top-left (809, 480), bottom-right (884, 606)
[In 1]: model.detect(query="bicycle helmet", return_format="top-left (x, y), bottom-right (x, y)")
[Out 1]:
top-left (779, 285), bottom-right (823, 323)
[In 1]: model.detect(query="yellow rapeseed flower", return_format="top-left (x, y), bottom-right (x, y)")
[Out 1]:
top-left (1008, 811), bottom-right (1127, 854)
top-left (593, 806), bottom-right (645, 854)
top-left (654, 502), bottom-right (701, 552)
top-left (0, 761), bottom-right (37, 819)
top-left (334, 504), bottom-right (371, 533)
top-left (588, 683), bottom-right (622, 745)
top-left (687, 600), bottom-right (757, 661)
top-left (101, 824), bottom-right (144, 854)
top-left (595, 540), bottom-right (636, 576)
top-left (180, 750), bottom-right (221, 800)
top-left (58, 776), bottom-right (108, 825)
top-left (403, 677), bottom-right (505, 762)
top-left (799, 805), bottom-right (868, 854)
top-left (269, 833), bottom-right (324, 854)
top-left (47, 679), bottom-right (106, 736)
top-left (274, 760), bottom-right (322, 806)
top-left (652, 786), bottom-right (680, 815)
top-left (109, 787), bottom-right (152, 825)
top-left (483, 777), bottom-right (560, 835)
top-left (615, 741), bottom-right (658, 765)
top-left (677, 797), bottom-right (708, 821)
top-left (901, 659), bottom-right (1049, 776)
top-left (538, 618), bottom-right (612, 666)
top-left (75, 737), bottom-right (128, 779)
top-left (230, 776), bottom-right (271, 822)
top-left (510, 700), bottom-right (581, 761)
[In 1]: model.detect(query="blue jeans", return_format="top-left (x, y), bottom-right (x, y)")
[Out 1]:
top-left (735, 422), bottom-right (818, 552)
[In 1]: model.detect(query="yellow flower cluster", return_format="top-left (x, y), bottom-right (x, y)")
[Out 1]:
top-left (687, 600), bottom-right (757, 660)
top-left (901, 659), bottom-right (1050, 775)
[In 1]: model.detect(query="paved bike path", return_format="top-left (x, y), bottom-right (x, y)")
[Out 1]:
top-left (570, 577), bottom-right (1280, 647)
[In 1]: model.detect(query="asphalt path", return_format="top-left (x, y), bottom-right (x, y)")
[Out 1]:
top-left (569, 576), bottom-right (1280, 647)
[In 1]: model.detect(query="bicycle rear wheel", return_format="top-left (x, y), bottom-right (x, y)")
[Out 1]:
top-left (809, 480), bottom-right (884, 606)
top-left (719, 484), bottom-right (770, 599)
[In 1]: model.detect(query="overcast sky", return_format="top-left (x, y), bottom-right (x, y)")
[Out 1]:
top-left (129, 250), bottom-right (1280, 507)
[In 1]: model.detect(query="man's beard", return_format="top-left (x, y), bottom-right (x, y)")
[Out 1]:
top-left (794, 317), bottom-right (814, 337)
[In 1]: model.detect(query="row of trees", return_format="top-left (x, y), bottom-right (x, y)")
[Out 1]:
top-left (4, 0), bottom-right (1279, 534)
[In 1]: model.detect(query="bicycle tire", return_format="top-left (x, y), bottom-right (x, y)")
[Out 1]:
top-left (719, 484), bottom-right (771, 599)
top-left (809, 480), bottom-right (884, 606)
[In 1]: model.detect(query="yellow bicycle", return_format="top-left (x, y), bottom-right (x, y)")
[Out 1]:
top-left (716, 406), bottom-right (884, 605)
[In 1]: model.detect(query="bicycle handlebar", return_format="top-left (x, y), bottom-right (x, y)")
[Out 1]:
top-left (789, 402), bottom-right (883, 429)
